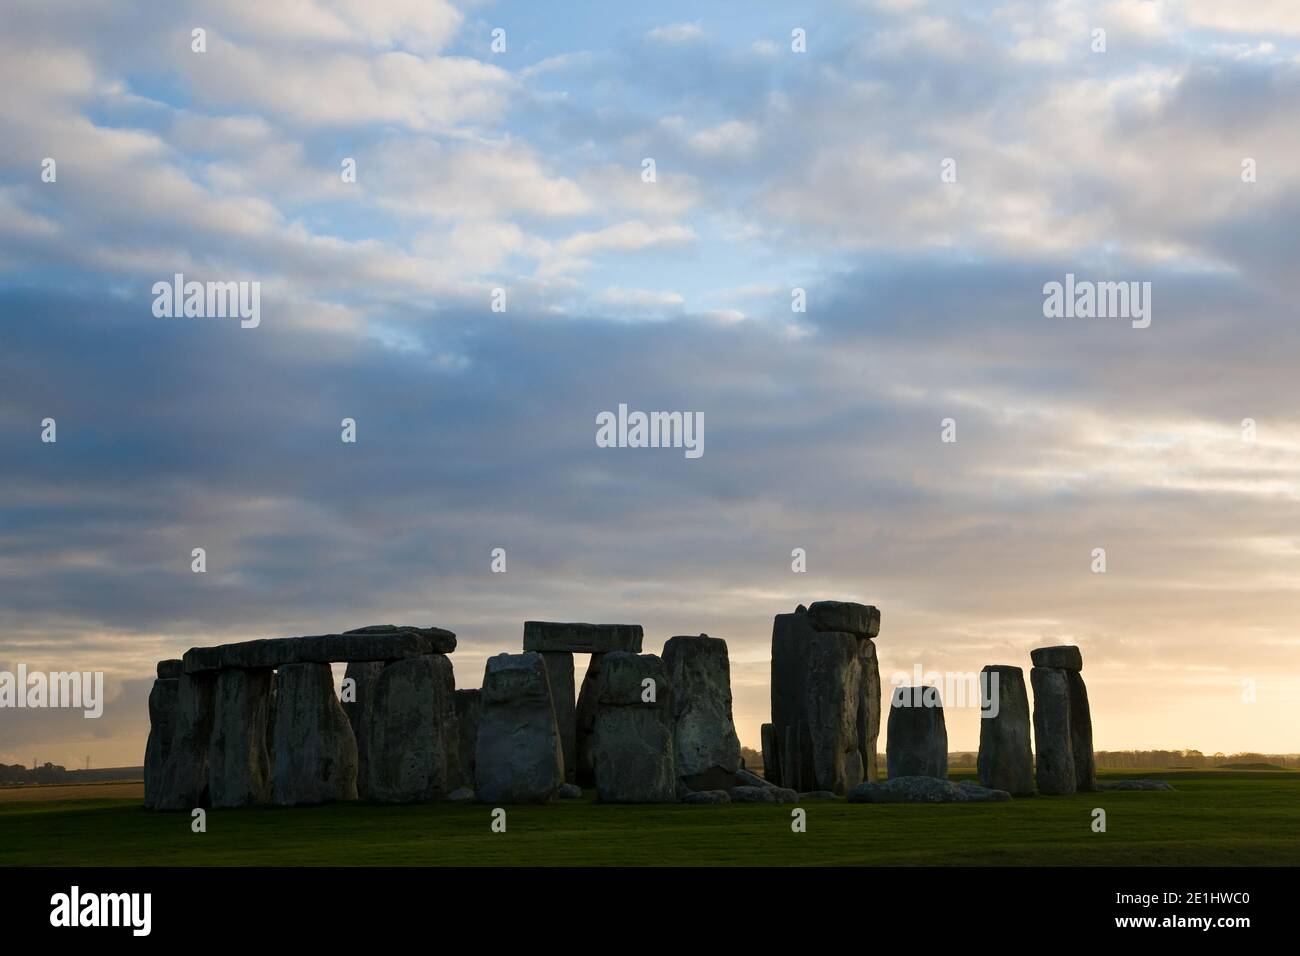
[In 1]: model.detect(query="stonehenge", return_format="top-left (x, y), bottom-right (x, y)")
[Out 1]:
top-left (977, 665), bottom-right (1034, 796)
top-left (142, 605), bottom-right (1101, 811)
top-left (886, 685), bottom-right (948, 780)
top-left (1031, 645), bottom-right (1095, 794)
top-left (767, 602), bottom-right (879, 795)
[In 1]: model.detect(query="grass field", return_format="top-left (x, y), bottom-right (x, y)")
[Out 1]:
top-left (1, 770), bottom-right (1296, 866)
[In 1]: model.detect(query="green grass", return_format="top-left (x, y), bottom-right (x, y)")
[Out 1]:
top-left (2, 770), bottom-right (1297, 866)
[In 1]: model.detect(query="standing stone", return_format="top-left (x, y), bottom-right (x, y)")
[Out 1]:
top-left (1067, 671), bottom-right (1096, 792)
top-left (454, 689), bottom-right (481, 791)
top-left (541, 651), bottom-right (576, 783)
top-left (574, 653), bottom-right (604, 786)
top-left (155, 672), bottom-right (216, 810)
top-left (1031, 666), bottom-right (1075, 795)
top-left (662, 635), bottom-right (741, 781)
top-left (363, 655), bottom-right (459, 803)
top-left (760, 723), bottom-right (779, 785)
top-left (208, 668), bottom-right (274, 807)
top-left (143, 677), bottom-right (179, 809)
top-left (342, 660), bottom-right (385, 799)
top-left (475, 652), bottom-right (563, 804)
top-left (977, 665), bottom-right (1034, 796)
top-left (272, 662), bottom-right (358, 805)
top-left (886, 686), bottom-right (948, 780)
top-left (591, 652), bottom-right (676, 803)
top-left (856, 638), bottom-right (881, 782)
top-left (771, 608), bottom-right (864, 794)
top-left (523, 622), bottom-right (643, 654)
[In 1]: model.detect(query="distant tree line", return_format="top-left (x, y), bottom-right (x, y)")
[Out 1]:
top-left (1094, 750), bottom-right (1300, 769)
top-left (0, 762), bottom-right (71, 786)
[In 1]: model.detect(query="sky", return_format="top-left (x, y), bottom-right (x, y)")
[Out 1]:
top-left (2, 0), bottom-right (1299, 769)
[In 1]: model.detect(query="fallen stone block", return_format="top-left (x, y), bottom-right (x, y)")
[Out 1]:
top-left (683, 789), bottom-right (731, 804)
top-left (1097, 779), bottom-right (1175, 791)
top-left (848, 776), bottom-right (1010, 803)
top-left (729, 785), bottom-right (776, 803)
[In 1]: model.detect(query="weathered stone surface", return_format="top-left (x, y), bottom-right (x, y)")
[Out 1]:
top-left (662, 634), bottom-right (741, 781)
top-left (848, 776), bottom-right (1011, 803)
top-left (886, 686), bottom-right (948, 780)
top-left (342, 660), bottom-right (385, 798)
top-left (857, 638), bottom-right (881, 782)
top-left (446, 787), bottom-right (475, 801)
top-left (454, 688), bottom-right (482, 791)
top-left (770, 608), bottom-right (864, 795)
top-left (591, 652), bottom-right (676, 803)
top-left (683, 766), bottom-right (742, 792)
top-left (475, 652), bottom-right (564, 804)
top-left (1098, 779), bottom-right (1175, 791)
top-left (977, 665), bottom-right (1034, 796)
top-left (798, 790), bottom-right (839, 801)
top-left (523, 621), bottom-right (643, 654)
top-left (1030, 645), bottom-right (1083, 671)
top-left (272, 662), bottom-right (358, 805)
top-left (729, 785), bottom-right (776, 803)
top-left (157, 659), bottom-right (183, 680)
top-left (574, 653), bottom-right (603, 786)
top-left (1031, 666), bottom-right (1075, 795)
top-left (558, 783), bottom-right (583, 799)
top-left (364, 655), bottom-right (459, 803)
top-left (1066, 671), bottom-right (1096, 792)
top-left (683, 789), bottom-right (730, 804)
top-left (207, 668), bottom-right (274, 808)
top-left (155, 672), bottom-right (216, 810)
top-left (541, 651), bottom-right (576, 783)
top-left (143, 677), bottom-right (179, 809)
top-left (807, 601), bottom-right (881, 638)
top-left (760, 722), bottom-right (779, 786)
top-left (182, 624), bottom-right (456, 674)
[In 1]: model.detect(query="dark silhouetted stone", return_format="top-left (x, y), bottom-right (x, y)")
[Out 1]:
top-left (157, 659), bottom-right (183, 680)
top-left (155, 672), bottom-right (215, 810)
top-left (1030, 645), bottom-right (1083, 671)
top-left (1031, 666), bottom-right (1075, 795)
top-left (849, 776), bottom-right (1010, 803)
top-left (342, 660), bottom-right (384, 798)
top-left (541, 651), bottom-right (576, 783)
top-left (1067, 671), bottom-right (1096, 792)
top-left (364, 655), bottom-right (459, 802)
top-left (272, 662), bottom-right (358, 805)
top-left (591, 652), bottom-right (676, 803)
top-left (662, 634), bottom-right (741, 780)
top-left (475, 652), bottom-right (564, 804)
top-left (207, 668), bottom-right (274, 807)
top-left (977, 665), bottom-right (1034, 796)
top-left (886, 685), bottom-right (948, 780)
top-left (522, 621), bottom-right (643, 654)
top-left (143, 677), bottom-right (179, 809)
top-left (182, 625), bottom-right (456, 674)
top-left (807, 601), bottom-right (880, 638)
top-left (454, 688), bottom-right (481, 791)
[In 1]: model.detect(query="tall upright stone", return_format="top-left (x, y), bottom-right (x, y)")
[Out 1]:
top-left (342, 660), bottom-right (385, 798)
top-left (362, 655), bottom-right (458, 802)
top-left (856, 637), bottom-right (881, 782)
top-left (1030, 666), bottom-right (1075, 795)
top-left (886, 686), bottom-right (948, 780)
top-left (662, 634), bottom-right (740, 782)
top-left (155, 671), bottom-right (216, 810)
top-left (454, 688), bottom-right (482, 791)
top-left (475, 652), bottom-right (564, 804)
top-left (143, 671), bottom-right (180, 810)
top-left (541, 651), bottom-right (576, 783)
top-left (1066, 671), bottom-right (1096, 792)
top-left (760, 723), bottom-right (779, 784)
top-left (771, 605), bottom-right (867, 794)
top-left (272, 662), bottom-right (358, 805)
top-left (207, 668), bottom-right (274, 807)
top-left (591, 652), bottom-right (676, 803)
top-left (977, 665), bottom-right (1034, 796)
top-left (574, 654), bottom-right (604, 786)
